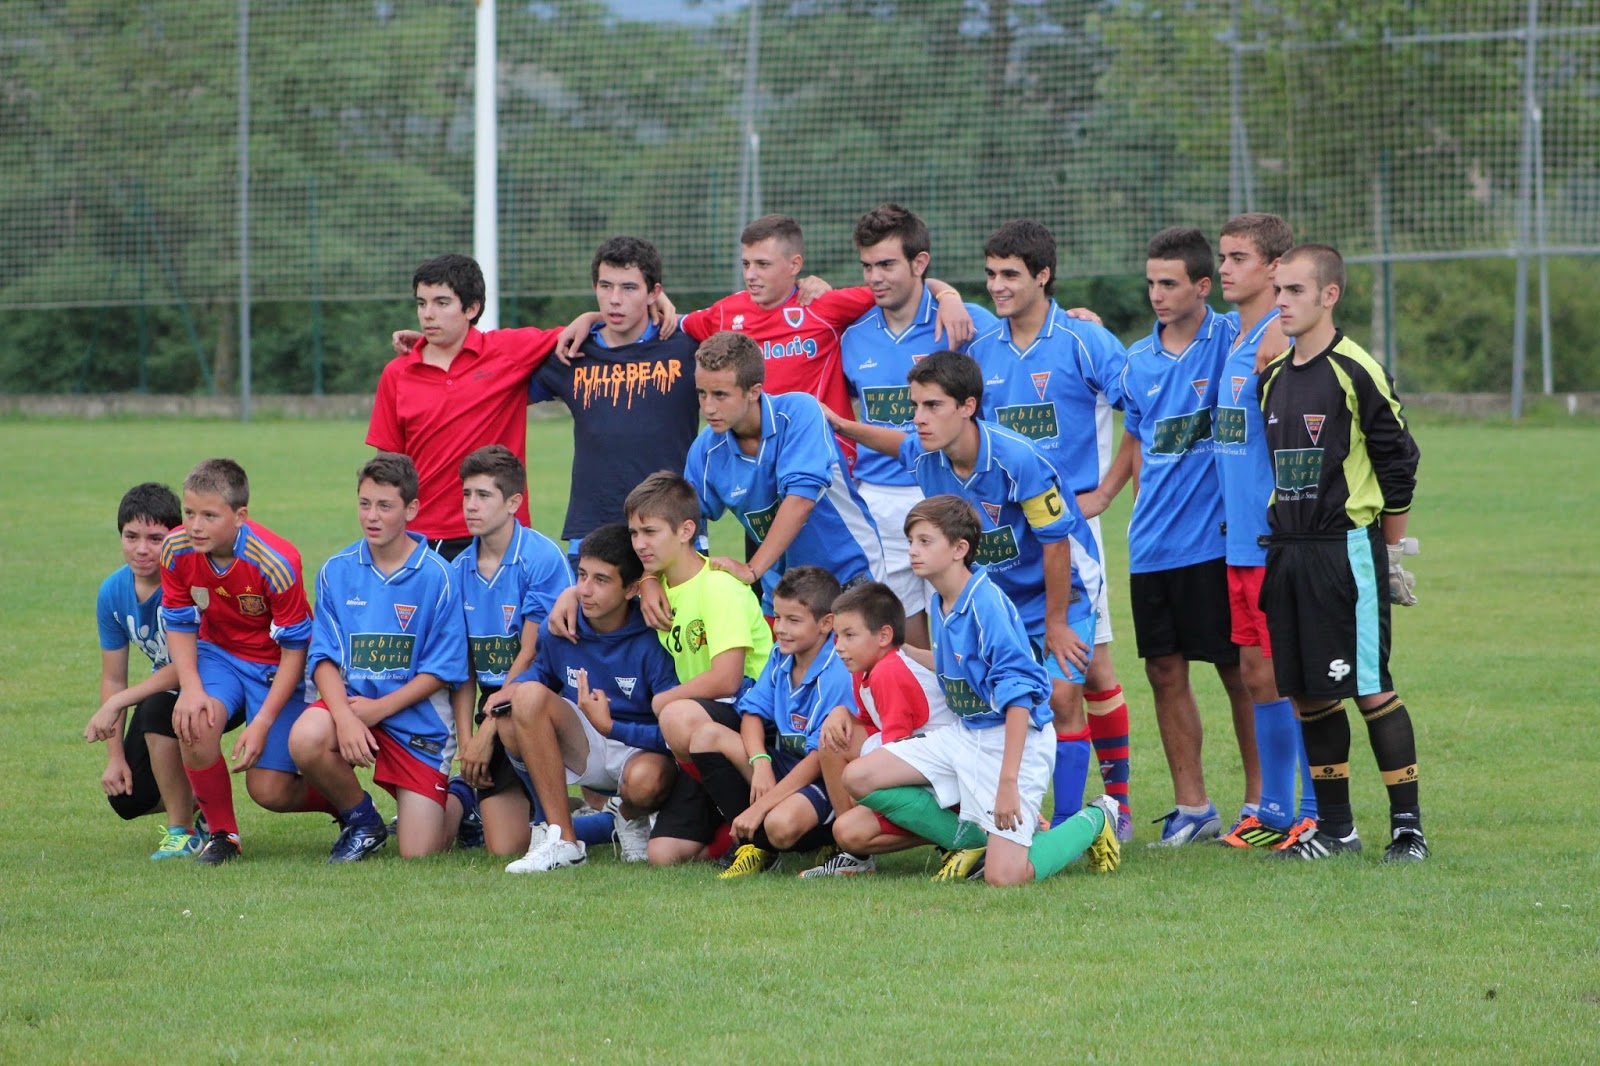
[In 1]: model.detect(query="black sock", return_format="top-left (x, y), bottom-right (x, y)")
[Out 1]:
top-left (690, 751), bottom-right (750, 825)
top-left (1298, 701), bottom-right (1354, 837)
top-left (1362, 696), bottom-right (1422, 835)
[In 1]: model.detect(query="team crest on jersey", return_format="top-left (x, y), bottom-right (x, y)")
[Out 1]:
top-left (501, 604), bottom-right (516, 632)
top-left (911, 353), bottom-right (929, 363)
top-left (1031, 371), bottom-right (1051, 400)
top-left (1303, 414), bottom-right (1326, 445)
top-left (790, 712), bottom-right (810, 733)
top-left (980, 502), bottom-right (1002, 524)
top-left (237, 593), bottom-right (267, 616)
top-left (783, 307), bottom-right (805, 329)
top-left (731, 314), bottom-right (745, 331)
top-left (615, 677), bottom-right (637, 698)
top-left (1231, 376), bottom-right (1247, 403)
top-left (394, 603), bottom-right (417, 631)
top-left (1190, 379), bottom-right (1210, 402)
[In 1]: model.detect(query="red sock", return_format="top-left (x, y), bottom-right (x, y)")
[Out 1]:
top-left (676, 758), bottom-right (703, 783)
top-left (186, 757), bottom-right (238, 836)
top-left (706, 821), bottom-right (734, 861)
top-left (1086, 687), bottom-right (1131, 815)
top-left (298, 786), bottom-right (339, 817)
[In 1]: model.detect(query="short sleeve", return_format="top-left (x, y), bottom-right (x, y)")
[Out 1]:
top-left (96, 573), bottom-right (129, 652)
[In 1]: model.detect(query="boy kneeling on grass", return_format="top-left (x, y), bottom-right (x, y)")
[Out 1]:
top-left (799, 580), bottom-right (955, 878)
top-left (289, 454), bottom-right (469, 861)
top-left (690, 566), bottom-right (855, 879)
top-left (842, 495), bottom-right (1122, 886)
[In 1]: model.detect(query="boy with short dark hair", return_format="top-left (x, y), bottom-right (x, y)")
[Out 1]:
top-left (503, 523), bottom-right (681, 873)
top-left (289, 453), bottom-right (469, 861)
top-left (843, 496), bottom-right (1121, 886)
top-left (84, 482), bottom-right (201, 859)
top-left (450, 444), bottom-right (572, 855)
top-left (689, 566), bottom-right (853, 878)
top-left (162, 459), bottom-right (323, 865)
top-left (799, 580), bottom-right (954, 877)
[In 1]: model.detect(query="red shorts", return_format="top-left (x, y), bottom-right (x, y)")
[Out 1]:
top-left (373, 728), bottom-right (449, 807)
top-left (873, 812), bottom-right (913, 837)
top-left (1226, 565), bottom-right (1273, 656)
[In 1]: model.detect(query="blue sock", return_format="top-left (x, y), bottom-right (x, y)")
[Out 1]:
top-left (1253, 698), bottom-right (1298, 830)
top-left (1296, 725), bottom-right (1320, 821)
top-left (339, 791), bottom-right (381, 829)
top-left (1050, 730), bottom-right (1091, 825)
top-left (573, 811), bottom-right (615, 846)
top-left (507, 755), bottom-right (545, 823)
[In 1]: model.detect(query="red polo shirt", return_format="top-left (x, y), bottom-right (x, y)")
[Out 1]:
top-left (367, 326), bottom-right (559, 540)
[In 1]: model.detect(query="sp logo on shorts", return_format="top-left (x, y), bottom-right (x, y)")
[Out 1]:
top-left (237, 593), bottom-right (268, 617)
top-left (1327, 658), bottom-right (1352, 682)
top-left (407, 735), bottom-right (443, 756)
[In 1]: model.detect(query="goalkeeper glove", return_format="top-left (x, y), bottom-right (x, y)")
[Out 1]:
top-left (1386, 538), bottom-right (1418, 607)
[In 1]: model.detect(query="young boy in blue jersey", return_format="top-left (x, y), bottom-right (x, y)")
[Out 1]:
top-left (83, 482), bottom-right (205, 859)
top-left (502, 523), bottom-right (680, 873)
top-left (1212, 213), bottom-right (1320, 850)
top-left (688, 566), bottom-right (853, 878)
top-left (968, 219), bottom-right (1137, 841)
top-left (843, 495), bottom-right (1121, 887)
top-left (838, 204), bottom-right (999, 649)
top-left (290, 453), bottom-right (469, 861)
top-left (682, 330), bottom-right (884, 614)
top-left (828, 351), bottom-right (1105, 834)
top-left (1078, 225), bottom-right (1259, 846)
top-left (448, 445), bottom-right (573, 855)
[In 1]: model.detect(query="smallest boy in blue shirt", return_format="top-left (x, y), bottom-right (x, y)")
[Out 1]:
top-left (290, 453), bottom-right (469, 863)
top-left (844, 495), bottom-right (1121, 887)
top-left (688, 566), bottom-right (856, 878)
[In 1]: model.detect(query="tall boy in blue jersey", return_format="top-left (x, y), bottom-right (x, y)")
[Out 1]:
top-left (1079, 226), bottom-right (1259, 845)
top-left (969, 219), bottom-right (1136, 841)
top-left (684, 330), bottom-right (884, 612)
top-left (291, 454), bottom-right (469, 861)
top-left (1258, 244), bottom-right (1427, 863)
top-left (1212, 213), bottom-right (1320, 849)
top-left (504, 524), bottom-right (680, 873)
top-left (839, 203), bottom-right (998, 648)
top-left (843, 495), bottom-right (1121, 886)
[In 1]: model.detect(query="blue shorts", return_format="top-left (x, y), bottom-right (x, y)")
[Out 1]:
top-left (773, 748), bottom-right (833, 825)
top-left (197, 641), bottom-right (310, 774)
top-left (1029, 613), bottom-right (1097, 685)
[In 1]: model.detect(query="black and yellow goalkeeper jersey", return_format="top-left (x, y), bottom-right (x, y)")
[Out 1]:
top-left (1256, 330), bottom-right (1419, 533)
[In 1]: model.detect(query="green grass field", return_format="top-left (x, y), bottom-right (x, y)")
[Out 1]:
top-left (1, 415), bottom-right (1596, 1062)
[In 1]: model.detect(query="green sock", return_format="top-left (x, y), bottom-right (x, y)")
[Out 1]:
top-left (860, 787), bottom-right (981, 850)
top-left (1030, 805), bottom-right (1105, 881)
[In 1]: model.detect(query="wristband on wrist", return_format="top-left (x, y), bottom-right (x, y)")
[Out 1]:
top-left (748, 753), bottom-right (773, 766)
top-left (639, 573), bottom-right (661, 582)
top-left (935, 288), bottom-right (961, 301)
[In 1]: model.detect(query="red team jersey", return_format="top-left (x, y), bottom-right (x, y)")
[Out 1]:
top-left (851, 647), bottom-right (952, 744)
top-left (367, 326), bottom-right (561, 540)
top-left (682, 286), bottom-right (877, 429)
top-left (159, 521), bottom-right (313, 665)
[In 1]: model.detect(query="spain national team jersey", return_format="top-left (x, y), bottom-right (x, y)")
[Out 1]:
top-left (685, 390), bottom-right (883, 608)
top-left (659, 558), bottom-right (771, 695)
top-left (520, 606), bottom-right (680, 753)
top-left (454, 523), bottom-right (572, 688)
top-left (681, 285), bottom-right (876, 431)
top-left (971, 300), bottom-right (1128, 495)
top-left (308, 533), bottom-right (469, 752)
top-left (898, 420), bottom-right (1102, 632)
top-left (98, 565), bottom-right (170, 670)
top-left (1119, 306), bottom-right (1239, 573)
top-left (929, 569), bottom-right (1053, 732)
top-left (1215, 310), bottom-right (1281, 567)
top-left (160, 521), bottom-right (313, 664)
top-left (851, 646), bottom-right (954, 743)
top-left (738, 635), bottom-right (855, 758)
top-left (839, 287), bottom-right (997, 488)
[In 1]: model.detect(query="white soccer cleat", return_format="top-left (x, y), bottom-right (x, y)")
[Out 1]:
top-left (604, 796), bottom-right (652, 863)
top-left (504, 823), bottom-right (552, 874)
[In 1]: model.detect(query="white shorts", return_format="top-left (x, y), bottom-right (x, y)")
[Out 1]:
top-left (1087, 514), bottom-right (1114, 645)
top-left (884, 722), bottom-right (1055, 846)
top-left (561, 699), bottom-right (650, 793)
top-left (860, 731), bottom-right (884, 757)
top-left (858, 481), bottom-right (929, 616)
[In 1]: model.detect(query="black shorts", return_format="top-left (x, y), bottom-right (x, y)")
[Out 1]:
top-left (1261, 526), bottom-right (1392, 701)
top-left (1129, 557), bottom-right (1239, 664)
top-left (649, 698), bottom-right (743, 845)
top-left (108, 691), bottom-right (244, 820)
top-left (471, 686), bottom-right (531, 801)
top-left (428, 536), bottom-right (474, 563)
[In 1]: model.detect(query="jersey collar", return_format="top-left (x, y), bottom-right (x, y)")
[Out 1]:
top-left (1149, 305), bottom-right (1221, 361)
top-left (998, 299), bottom-right (1061, 352)
top-left (944, 567), bottom-right (988, 618)
top-left (356, 530), bottom-right (429, 572)
top-left (872, 285), bottom-right (938, 341)
top-left (588, 320), bottom-right (660, 350)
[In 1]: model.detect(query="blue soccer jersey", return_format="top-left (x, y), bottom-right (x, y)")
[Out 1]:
top-left (309, 533), bottom-right (470, 762)
top-left (1215, 310), bottom-right (1280, 567)
top-left (516, 605), bottom-right (680, 754)
top-left (454, 523), bottom-right (572, 689)
top-left (898, 420), bottom-right (1102, 633)
top-left (1119, 306), bottom-right (1239, 573)
top-left (97, 565), bottom-right (170, 670)
top-left (685, 390), bottom-right (884, 609)
top-left (737, 635), bottom-right (855, 759)
top-left (928, 569), bottom-right (1053, 731)
top-left (971, 301), bottom-right (1129, 495)
top-left (840, 288), bottom-right (997, 488)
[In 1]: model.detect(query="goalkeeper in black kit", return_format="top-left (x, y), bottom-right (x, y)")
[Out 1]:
top-left (1256, 243), bottom-right (1428, 864)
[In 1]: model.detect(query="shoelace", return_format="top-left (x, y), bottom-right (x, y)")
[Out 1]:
top-left (155, 828), bottom-right (196, 854)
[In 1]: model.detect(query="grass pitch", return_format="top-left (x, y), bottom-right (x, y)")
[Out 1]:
top-left (0, 414), bottom-right (1595, 1062)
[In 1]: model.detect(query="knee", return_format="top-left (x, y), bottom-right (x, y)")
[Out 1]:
top-left (287, 707), bottom-right (332, 763)
top-left (832, 807), bottom-right (876, 853)
top-left (510, 683), bottom-right (547, 727)
top-left (1144, 656), bottom-right (1185, 691)
top-left (647, 837), bottom-right (702, 866)
top-left (621, 757), bottom-right (674, 811)
top-left (762, 806), bottom-right (809, 850)
top-left (245, 772), bottom-right (297, 813)
top-left (842, 759), bottom-right (872, 801)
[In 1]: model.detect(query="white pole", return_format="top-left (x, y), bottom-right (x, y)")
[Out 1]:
top-left (474, 0), bottom-right (500, 330)
top-left (238, 0), bottom-right (252, 421)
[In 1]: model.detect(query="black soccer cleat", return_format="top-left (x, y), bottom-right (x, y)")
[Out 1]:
top-left (194, 831), bottom-right (242, 866)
